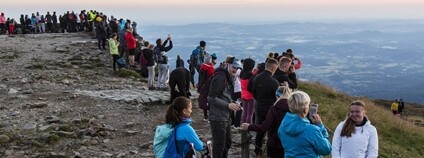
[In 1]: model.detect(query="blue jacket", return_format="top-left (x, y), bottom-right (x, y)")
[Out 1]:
top-left (176, 118), bottom-right (204, 156)
top-left (278, 112), bottom-right (331, 158)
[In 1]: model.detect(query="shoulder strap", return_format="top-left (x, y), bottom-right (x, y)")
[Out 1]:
top-left (174, 123), bottom-right (188, 157)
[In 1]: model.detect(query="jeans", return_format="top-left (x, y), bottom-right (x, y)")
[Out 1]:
top-left (210, 121), bottom-right (232, 158)
top-left (147, 65), bottom-right (156, 88)
top-left (39, 23), bottom-right (46, 33)
top-left (157, 64), bottom-right (168, 88)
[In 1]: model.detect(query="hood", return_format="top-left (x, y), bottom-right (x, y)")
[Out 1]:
top-left (242, 58), bottom-right (255, 71)
top-left (215, 67), bottom-right (233, 86)
top-left (283, 112), bottom-right (309, 136)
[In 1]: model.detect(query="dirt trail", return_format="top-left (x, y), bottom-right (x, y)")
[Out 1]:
top-left (0, 33), bottom-right (251, 157)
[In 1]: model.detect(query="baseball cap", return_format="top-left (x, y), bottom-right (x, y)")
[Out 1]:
top-left (227, 57), bottom-right (242, 69)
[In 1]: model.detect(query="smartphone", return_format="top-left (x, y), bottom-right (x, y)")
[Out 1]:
top-left (309, 104), bottom-right (319, 117)
top-left (235, 99), bottom-right (243, 111)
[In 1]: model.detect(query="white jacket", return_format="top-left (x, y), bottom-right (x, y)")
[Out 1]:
top-left (331, 118), bottom-right (378, 158)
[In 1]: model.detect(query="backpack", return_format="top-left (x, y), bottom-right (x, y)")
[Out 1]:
top-left (198, 71), bottom-right (227, 110)
top-left (154, 123), bottom-right (188, 158)
top-left (154, 46), bottom-right (164, 63)
top-left (116, 57), bottom-right (128, 68)
top-left (190, 48), bottom-right (202, 67)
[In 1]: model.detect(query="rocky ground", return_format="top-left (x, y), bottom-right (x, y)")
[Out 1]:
top-left (0, 33), bottom-right (251, 158)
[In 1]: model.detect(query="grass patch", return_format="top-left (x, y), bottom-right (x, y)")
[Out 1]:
top-left (116, 69), bottom-right (141, 78)
top-left (298, 81), bottom-right (424, 157)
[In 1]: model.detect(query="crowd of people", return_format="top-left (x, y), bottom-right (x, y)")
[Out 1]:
top-left (160, 48), bottom-right (379, 158)
top-left (2, 9), bottom-right (381, 158)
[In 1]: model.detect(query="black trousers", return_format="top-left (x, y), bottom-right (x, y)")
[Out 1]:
top-left (254, 101), bottom-right (272, 155)
top-left (112, 54), bottom-right (119, 70)
top-left (97, 37), bottom-right (106, 49)
top-left (210, 121), bottom-right (232, 158)
top-left (266, 146), bottom-right (284, 158)
top-left (231, 92), bottom-right (242, 127)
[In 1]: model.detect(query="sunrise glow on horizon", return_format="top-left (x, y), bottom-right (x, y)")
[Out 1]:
top-left (2, 0), bottom-right (424, 25)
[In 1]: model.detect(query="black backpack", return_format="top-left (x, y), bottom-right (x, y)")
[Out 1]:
top-left (153, 46), bottom-right (163, 63)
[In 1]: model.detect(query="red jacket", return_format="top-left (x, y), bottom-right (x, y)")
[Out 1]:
top-left (200, 63), bottom-right (214, 77)
top-left (125, 32), bottom-right (136, 49)
top-left (241, 78), bottom-right (253, 100)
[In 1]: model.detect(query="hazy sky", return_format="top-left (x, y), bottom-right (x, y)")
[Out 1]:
top-left (2, 0), bottom-right (424, 25)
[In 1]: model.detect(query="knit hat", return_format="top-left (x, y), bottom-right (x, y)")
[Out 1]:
top-left (211, 53), bottom-right (217, 60)
top-left (204, 55), bottom-right (212, 64)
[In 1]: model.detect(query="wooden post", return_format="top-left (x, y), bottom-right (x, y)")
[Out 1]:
top-left (241, 129), bottom-right (250, 158)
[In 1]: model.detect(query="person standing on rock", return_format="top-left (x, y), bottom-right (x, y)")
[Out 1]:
top-left (239, 58), bottom-right (255, 124)
top-left (250, 58), bottom-right (279, 156)
top-left (95, 22), bottom-right (107, 51)
top-left (8, 18), bottom-right (16, 34)
top-left (208, 57), bottom-right (243, 158)
top-left (142, 41), bottom-right (156, 90)
top-left (125, 28), bottom-right (137, 68)
top-left (109, 33), bottom-right (120, 70)
top-left (52, 12), bottom-right (57, 33)
top-left (332, 100), bottom-right (378, 158)
top-left (154, 35), bottom-right (173, 91)
top-left (0, 13), bottom-right (6, 35)
top-left (169, 67), bottom-right (191, 102)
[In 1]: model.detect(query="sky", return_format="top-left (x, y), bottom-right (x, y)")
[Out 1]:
top-left (2, 0), bottom-right (424, 25)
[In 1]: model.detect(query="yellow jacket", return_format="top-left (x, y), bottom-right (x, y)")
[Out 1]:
top-left (391, 102), bottom-right (399, 111)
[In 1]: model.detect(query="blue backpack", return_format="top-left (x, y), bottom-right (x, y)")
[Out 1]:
top-left (190, 47), bottom-right (202, 67)
top-left (154, 123), bottom-right (188, 158)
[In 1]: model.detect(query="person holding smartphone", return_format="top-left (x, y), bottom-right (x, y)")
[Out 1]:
top-left (277, 91), bottom-right (331, 157)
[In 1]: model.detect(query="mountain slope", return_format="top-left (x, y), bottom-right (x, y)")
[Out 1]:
top-left (299, 81), bottom-right (424, 157)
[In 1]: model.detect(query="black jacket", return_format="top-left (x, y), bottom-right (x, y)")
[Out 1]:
top-left (273, 69), bottom-right (297, 89)
top-left (142, 48), bottom-right (155, 67)
top-left (251, 70), bottom-right (279, 104)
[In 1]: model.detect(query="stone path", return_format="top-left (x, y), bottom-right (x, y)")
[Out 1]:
top-left (74, 88), bottom-right (199, 105)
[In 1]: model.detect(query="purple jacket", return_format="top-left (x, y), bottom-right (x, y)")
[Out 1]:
top-left (248, 99), bottom-right (290, 149)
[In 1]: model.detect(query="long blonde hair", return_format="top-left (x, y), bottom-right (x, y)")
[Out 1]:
top-left (274, 86), bottom-right (292, 106)
top-left (341, 100), bottom-right (365, 137)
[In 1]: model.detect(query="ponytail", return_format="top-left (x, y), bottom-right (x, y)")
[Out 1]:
top-left (165, 96), bottom-right (191, 126)
top-left (341, 117), bottom-right (356, 137)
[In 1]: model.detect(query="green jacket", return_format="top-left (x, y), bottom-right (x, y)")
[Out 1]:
top-left (109, 39), bottom-right (119, 55)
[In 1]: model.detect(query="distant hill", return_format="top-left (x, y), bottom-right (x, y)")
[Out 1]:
top-left (299, 81), bottom-right (424, 157)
